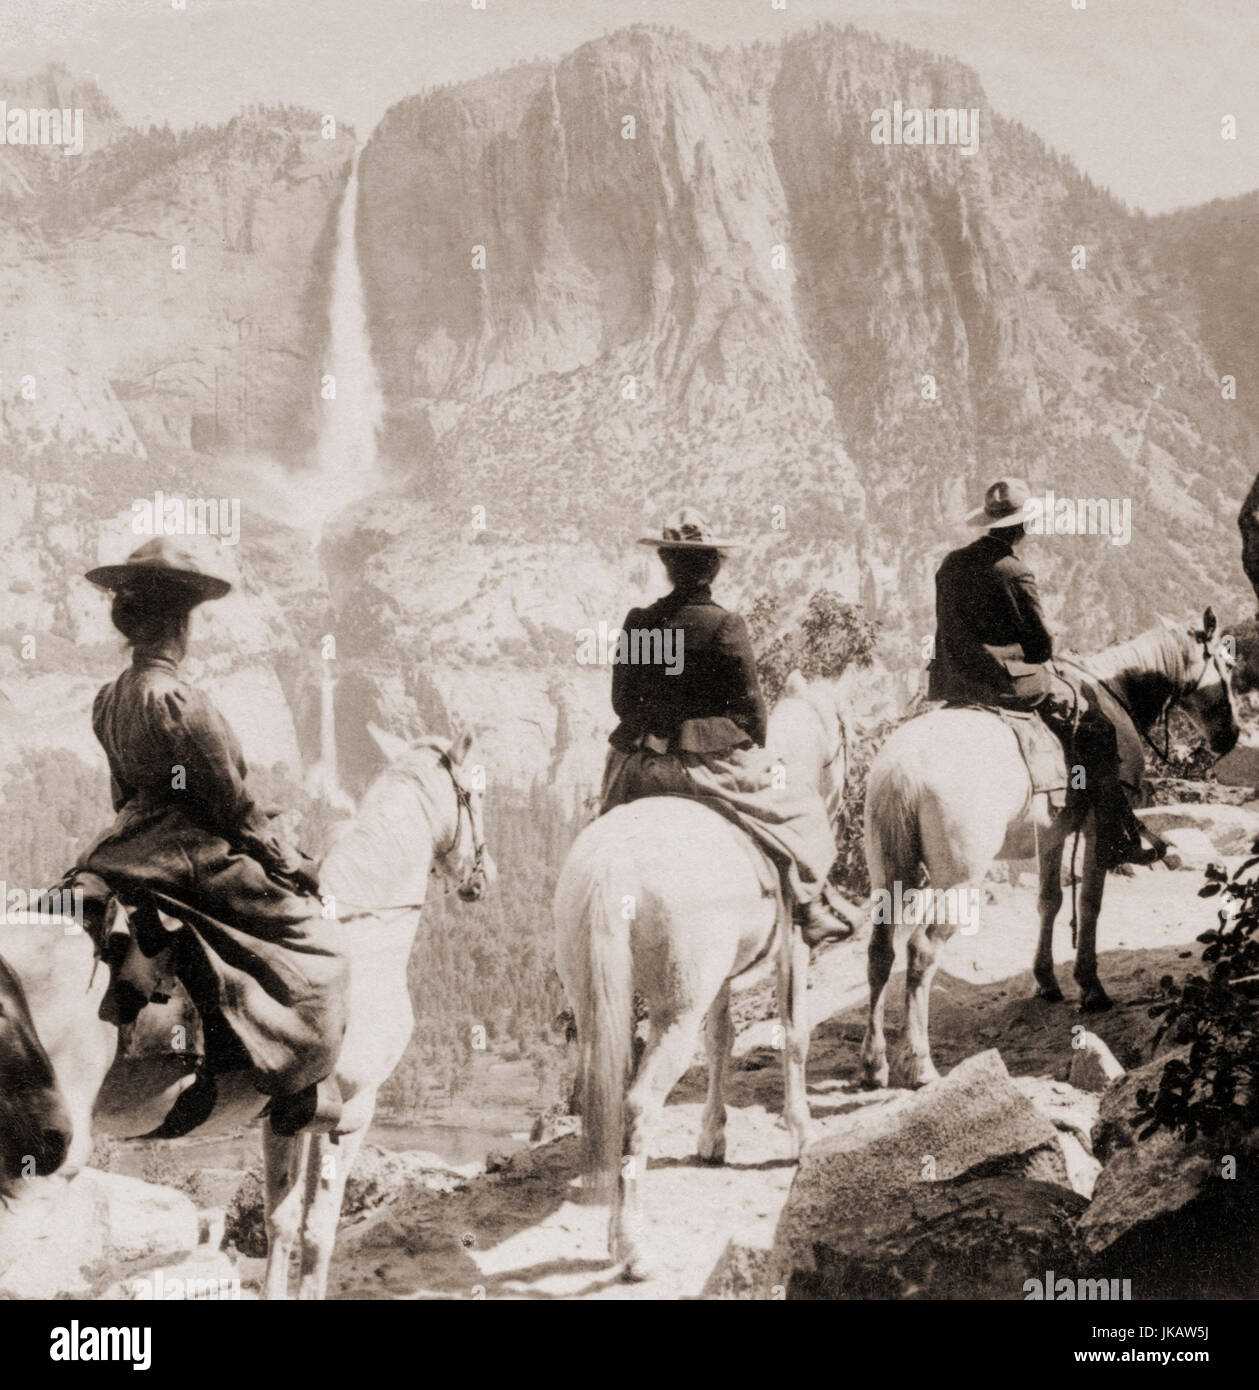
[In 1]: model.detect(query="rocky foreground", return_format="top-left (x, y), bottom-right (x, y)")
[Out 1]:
top-left (1, 808), bottom-right (1256, 1300)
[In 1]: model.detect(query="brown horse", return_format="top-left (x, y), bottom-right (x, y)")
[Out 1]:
top-left (0, 953), bottom-right (73, 1199)
top-left (860, 611), bottom-right (1238, 1090)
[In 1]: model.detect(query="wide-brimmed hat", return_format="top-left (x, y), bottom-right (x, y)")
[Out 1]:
top-left (965, 477), bottom-right (1033, 529)
top-left (85, 537), bottom-right (232, 602)
top-left (637, 507), bottom-right (743, 551)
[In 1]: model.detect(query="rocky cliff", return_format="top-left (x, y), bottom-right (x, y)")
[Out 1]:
top-left (2, 23), bottom-right (1257, 800)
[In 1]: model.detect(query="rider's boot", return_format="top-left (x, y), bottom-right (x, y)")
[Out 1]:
top-left (797, 885), bottom-right (860, 947)
top-left (1094, 778), bottom-right (1169, 871)
top-left (268, 1075), bottom-right (344, 1137)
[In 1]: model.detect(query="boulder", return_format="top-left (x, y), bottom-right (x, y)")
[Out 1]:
top-left (1137, 802), bottom-right (1259, 857)
top-left (771, 1050), bottom-right (1075, 1292)
top-left (1082, 1051), bottom-right (1259, 1296)
top-left (97, 1249), bottom-right (249, 1301)
top-left (0, 1169), bottom-right (201, 1299)
top-left (777, 1176), bottom-right (1087, 1300)
top-left (1091, 1049), bottom-right (1187, 1164)
top-left (702, 1237), bottom-right (777, 1300)
top-left (1067, 1032), bottom-right (1125, 1094)
top-left (1209, 741), bottom-right (1259, 789)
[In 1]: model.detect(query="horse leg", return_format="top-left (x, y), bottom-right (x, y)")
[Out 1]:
top-left (779, 927), bottom-right (814, 1156)
top-left (697, 982), bottom-right (732, 1165)
top-left (262, 1124), bottom-right (309, 1300)
top-left (1033, 833), bottom-right (1066, 1001)
top-left (859, 919), bottom-right (895, 1089)
top-left (616, 1008), bottom-right (705, 1282)
top-left (900, 920), bottom-right (957, 1088)
top-left (296, 1122), bottom-right (366, 1300)
top-left (1073, 832), bottom-right (1112, 1011)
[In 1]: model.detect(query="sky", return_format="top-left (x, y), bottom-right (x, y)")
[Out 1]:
top-left (1, 0), bottom-right (1255, 214)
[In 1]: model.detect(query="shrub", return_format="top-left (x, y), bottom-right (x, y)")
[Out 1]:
top-left (1133, 856), bottom-right (1259, 1144)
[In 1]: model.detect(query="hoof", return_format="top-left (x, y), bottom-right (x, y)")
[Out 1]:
top-left (787, 1122), bottom-right (817, 1160)
top-left (859, 1062), bottom-right (889, 1091)
top-left (1035, 982), bottom-right (1065, 1003)
top-left (696, 1143), bottom-right (726, 1167)
top-left (618, 1259), bottom-right (652, 1284)
top-left (1079, 990), bottom-right (1113, 1014)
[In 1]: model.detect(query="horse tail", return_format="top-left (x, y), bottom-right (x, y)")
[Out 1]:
top-left (574, 857), bottom-right (633, 1204)
top-left (864, 750), bottom-right (922, 895)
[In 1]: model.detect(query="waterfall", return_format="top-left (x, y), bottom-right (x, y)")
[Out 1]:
top-left (303, 148), bottom-right (382, 810)
top-left (308, 148), bottom-right (384, 532)
top-left (306, 657), bottom-right (352, 811)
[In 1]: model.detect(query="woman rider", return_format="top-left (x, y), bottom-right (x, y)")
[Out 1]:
top-left (77, 538), bottom-right (347, 1136)
top-left (601, 509), bottom-right (853, 945)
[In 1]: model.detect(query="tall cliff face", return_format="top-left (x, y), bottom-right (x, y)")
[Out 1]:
top-left (355, 23), bottom-right (1255, 718)
top-left (3, 24), bottom-right (1257, 798)
top-left (2, 109), bottom-right (354, 460)
top-left (0, 105), bottom-right (357, 780)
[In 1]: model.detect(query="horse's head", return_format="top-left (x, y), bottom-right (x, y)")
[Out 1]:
top-left (366, 723), bottom-right (497, 903)
top-left (774, 670), bottom-right (850, 823)
top-left (1179, 607), bottom-right (1240, 757)
top-left (0, 953), bottom-right (73, 1199)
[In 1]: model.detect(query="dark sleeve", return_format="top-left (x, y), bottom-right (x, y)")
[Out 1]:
top-left (611, 608), bottom-right (646, 730)
top-left (92, 685), bottom-right (134, 812)
top-left (157, 685), bottom-right (291, 862)
top-left (1009, 569), bottom-right (1054, 664)
top-left (716, 613), bottom-right (768, 746)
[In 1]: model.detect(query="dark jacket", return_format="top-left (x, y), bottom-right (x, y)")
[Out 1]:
top-left (608, 583), bottom-right (768, 754)
top-left (928, 532), bottom-right (1054, 708)
top-left (78, 651), bottom-right (346, 1095)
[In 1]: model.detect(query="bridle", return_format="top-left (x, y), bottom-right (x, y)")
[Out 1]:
top-left (336, 751), bottom-right (487, 923)
top-left (435, 752), bottom-right (487, 886)
top-left (1057, 632), bottom-right (1235, 769)
top-left (805, 695), bottom-right (848, 828)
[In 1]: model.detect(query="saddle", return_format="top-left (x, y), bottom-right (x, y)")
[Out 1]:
top-left (992, 709), bottom-right (1071, 812)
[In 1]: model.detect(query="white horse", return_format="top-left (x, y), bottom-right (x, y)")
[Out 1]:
top-left (0, 725), bottom-right (494, 1299)
top-left (553, 672), bottom-right (851, 1281)
top-left (859, 612), bottom-right (1237, 1091)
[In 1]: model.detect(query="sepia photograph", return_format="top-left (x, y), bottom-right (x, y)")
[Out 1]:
top-left (0, 0), bottom-right (1255, 1357)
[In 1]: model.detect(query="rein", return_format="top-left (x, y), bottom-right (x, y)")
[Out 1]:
top-left (1055, 638), bottom-right (1224, 769)
top-left (1055, 635), bottom-right (1227, 949)
top-left (334, 752), bottom-right (485, 923)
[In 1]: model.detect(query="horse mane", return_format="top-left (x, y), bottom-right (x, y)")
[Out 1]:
top-left (320, 744), bottom-right (451, 908)
top-left (1081, 624), bottom-right (1192, 728)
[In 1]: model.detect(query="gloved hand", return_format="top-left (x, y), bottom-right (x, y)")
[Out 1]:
top-left (274, 849), bottom-right (321, 898)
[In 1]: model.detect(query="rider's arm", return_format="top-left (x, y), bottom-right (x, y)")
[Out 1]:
top-left (716, 612), bottom-right (768, 746)
top-left (160, 685), bottom-right (298, 870)
top-left (92, 685), bottom-right (135, 811)
top-left (611, 607), bottom-right (647, 734)
top-left (1010, 569), bottom-right (1054, 664)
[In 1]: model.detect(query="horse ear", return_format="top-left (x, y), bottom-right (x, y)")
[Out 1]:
top-left (1201, 607), bottom-right (1218, 642)
top-left (449, 729), bottom-right (474, 766)
top-left (366, 721), bottom-right (411, 763)
top-left (783, 669), bottom-right (808, 698)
